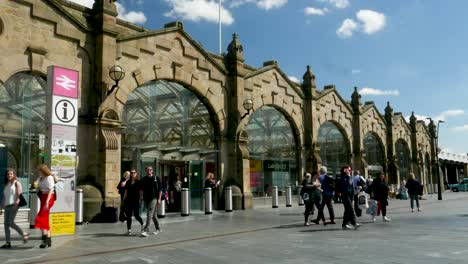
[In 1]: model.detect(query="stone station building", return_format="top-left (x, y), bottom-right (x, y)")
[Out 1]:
top-left (0, 0), bottom-right (442, 220)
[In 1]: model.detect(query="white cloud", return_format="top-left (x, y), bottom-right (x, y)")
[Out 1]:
top-left (329, 0), bottom-right (350, 9)
top-left (359, 87), bottom-right (399, 96)
top-left (164, 0), bottom-right (234, 25)
top-left (116, 3), bottom-right (147, 24)
top-left (336, 18), bottom-right (358, 38)
top-left (356, 10), bottom-right (386, 34)
top-left (316, 0), bottom-right (349, 9)
top-left (451, 125), bottom-right (468, 132)
top-left (304, 7), bottom-right (328, 16)
top-left (288, 76), bottom-right (300, 83)
top-left (435, 110), bottom-right (464, 122)
top-left (229, 0), bottom-right (287, 10)
top-left (257, 0), bottom-right (288, 10)
top-left (68, 0), bottom-right (94, 8)
top-left (351, 69), bottom-right (361, 74)
top-left (337, 10), bottom-right (386, 38)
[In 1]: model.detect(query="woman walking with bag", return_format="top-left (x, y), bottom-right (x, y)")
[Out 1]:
top-left (35, 164), bottom-right (56, 248)
top-left (0, 168), bottom-right (29, 248)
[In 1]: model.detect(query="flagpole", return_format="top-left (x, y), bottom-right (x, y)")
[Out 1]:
top-left (219, 0), bottom-right (222, 55)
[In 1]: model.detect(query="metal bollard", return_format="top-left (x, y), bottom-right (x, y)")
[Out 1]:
top-left (204, 188), bottom-right (213, 215)
top-left (272, 186), bottom-right (278, 208)
top-left (285, 185), bottom-right (292, 207)
top-left (28, 189), bottom-right (40, 228)
top-left (157, 199), bottom-right (166, 218)
top-left (75, 189), bottom-right (84, 225)
top-left (181, 188), bottom-right (190, 217)
top-left (225, 187), bottom-right (232, 212)
top-left (298, 186), bottom-right (304, 206)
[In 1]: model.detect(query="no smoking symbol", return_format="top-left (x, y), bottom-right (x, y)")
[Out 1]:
top-left (55, 99), bottom-right (76, 123)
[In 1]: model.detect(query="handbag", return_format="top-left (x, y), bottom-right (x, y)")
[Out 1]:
top-left (14, 182), bottom-right (27, 207)
top-left (358, 192), bottom-right (368, 209)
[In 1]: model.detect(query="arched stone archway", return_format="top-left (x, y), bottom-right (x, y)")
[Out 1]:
top-left (318, 121), bottom-right (351, 177)
top-left (120, 79), bottom-right (221, 212)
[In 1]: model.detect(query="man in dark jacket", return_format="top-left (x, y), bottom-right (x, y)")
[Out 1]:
top-left (141, 166), bottom-right (162, 237)
top-left (319, 166), bottom-right (336, 224)
top-left (338, 166), bottom-right (361, 230)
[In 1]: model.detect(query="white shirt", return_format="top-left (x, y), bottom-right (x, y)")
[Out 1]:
top-left (3, 181), bottom-right (18, 206)
top-left (38, 175), bottom-right (55, 192)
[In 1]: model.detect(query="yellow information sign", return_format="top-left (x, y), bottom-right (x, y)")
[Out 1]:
top-left (51, 212), bottom-right (75, 236)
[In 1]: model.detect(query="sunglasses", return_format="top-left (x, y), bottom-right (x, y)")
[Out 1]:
top-left (130, 171), bottom-right (137, 174)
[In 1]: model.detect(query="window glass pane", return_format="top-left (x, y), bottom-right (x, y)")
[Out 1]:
top-left (396, 139), bottom-right (410, 180)
top-left (364, 133), bottom-right (384, 178)
top-left (0, 73), bottom-right (47, 203)
top-left (122, 80), bottom-right (215, 161)
top-left (318, 122), bottom-right (349, 177)
top-left (246, 106), bottom-right (297, 197)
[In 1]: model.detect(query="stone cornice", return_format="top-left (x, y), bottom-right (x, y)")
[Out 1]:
top-left (361, 103), bottom-right (387, 126)
top-left (315, 87), bottom-right (353, 113)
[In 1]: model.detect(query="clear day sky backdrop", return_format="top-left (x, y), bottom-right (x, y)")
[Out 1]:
top-left (71, 0), bottom-right (468, 155)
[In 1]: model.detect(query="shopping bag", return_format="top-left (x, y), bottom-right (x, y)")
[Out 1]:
top-left (357, 192), bottom-right (368, 210)
top-left (366, 199), bottom-right (377, 216)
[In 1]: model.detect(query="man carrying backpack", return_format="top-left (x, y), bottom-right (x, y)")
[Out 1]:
top-left (319, 166), bottom-right (336, 224)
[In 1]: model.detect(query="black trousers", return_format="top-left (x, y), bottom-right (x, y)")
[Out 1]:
top-left (125, 201), bottom-right (143, 230)
top-left (320, 195), bottom-right (335, 222)
top-left (353, 194), bottom-right (362, 217)
top-left (304, 201), bottom-right (314, 222)
top-left (342, 194), bottom-right (356, 227)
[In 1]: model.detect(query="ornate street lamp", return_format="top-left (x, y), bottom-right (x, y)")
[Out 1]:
top-left (107, 65), bottom-right (125, 95)
top-left (240, 98), bottom-right (253, 120)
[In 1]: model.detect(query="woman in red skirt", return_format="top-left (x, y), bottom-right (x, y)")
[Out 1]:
top-left (34, 164), bottom-right (55, 248)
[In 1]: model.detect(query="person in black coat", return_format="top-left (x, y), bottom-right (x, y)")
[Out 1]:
top-left (370, 172), bottom-right (391, 222)
top-left (338, 166), bottom-right (360, 230)
top-left (405, 172), bottom-right (421, 212)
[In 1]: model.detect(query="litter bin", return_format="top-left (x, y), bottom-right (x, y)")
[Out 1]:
top-left (225, 187), bottom-right (232, 212)
top-left (204, 188), bottom-right (213, 215)
top-left (272, 186), bottom-right (278, 208)
top-left (157, 199), bottom-right (166, 218)
top-left (28, 189), bottom-right (40, 228)
top-left (285, 186), bottom-right (292, 207)
top-left (181, 188), bottom-right (190, 217)
top-left (75, 189), bottom-right (84, 225)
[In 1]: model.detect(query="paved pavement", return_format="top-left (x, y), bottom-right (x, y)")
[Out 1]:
top-left (1, 191), bottom-right (468, 264)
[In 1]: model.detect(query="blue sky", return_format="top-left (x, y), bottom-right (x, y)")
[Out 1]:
top-left (72, 0), bottom-right (468, 155)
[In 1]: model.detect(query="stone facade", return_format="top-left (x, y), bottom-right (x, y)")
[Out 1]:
top-left (0, 0), bottom-right (436, 219)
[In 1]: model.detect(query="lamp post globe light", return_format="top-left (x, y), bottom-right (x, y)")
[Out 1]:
top-left (107, 65), bottom-right (125, 95)
top-left (240, 98), bottom-right (253, 120)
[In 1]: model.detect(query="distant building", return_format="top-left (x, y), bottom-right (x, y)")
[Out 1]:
top-left (439, 152), bottom-right (468, 186)
top-left (0, 0), bottom-right (442, 220)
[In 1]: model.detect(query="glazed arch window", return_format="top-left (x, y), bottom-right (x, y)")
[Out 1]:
top-left (0, 18), bottom-right (3, 36)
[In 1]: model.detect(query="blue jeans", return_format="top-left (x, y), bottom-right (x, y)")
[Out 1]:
top-left (410, 194), bottom-right (419, 209)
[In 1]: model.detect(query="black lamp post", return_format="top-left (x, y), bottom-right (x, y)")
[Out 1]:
top-left (107, 65), bottom-right (125, 95)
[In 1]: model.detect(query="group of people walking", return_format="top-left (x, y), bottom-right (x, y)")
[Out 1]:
top-left (117, 166), bottom-right (163, 237)
top-left (301, 165), bottom-right (398, 230)
top-left (0, 164), bottom-right (56, 249)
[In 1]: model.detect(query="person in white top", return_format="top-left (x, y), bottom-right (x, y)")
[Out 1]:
top-left (0, 168), bottom-right (29, 249)
top-left (34, 164), bottom-right (56, 249)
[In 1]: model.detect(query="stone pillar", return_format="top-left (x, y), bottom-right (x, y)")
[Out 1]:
top-left (385, 102), bottom-right (397, 184)
top-left (350, 87), bottom-right (365, 174)
top-left (409, 112), bottom-right (421, 181)
top-left (223, 34), bottom-right (248, 209)
top-left (301, 66), bottom-right (317, 175)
